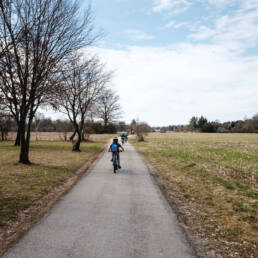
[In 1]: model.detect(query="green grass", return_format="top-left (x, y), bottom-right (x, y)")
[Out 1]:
top-left (131, 133), bottom-right (258, 258)
top-left (0, 138), bottom-right (110, 229)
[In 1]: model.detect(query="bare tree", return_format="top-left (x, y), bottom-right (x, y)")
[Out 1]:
top-left (56, 54), bottom-right (110, 151)
top-left (55, 119), bottom-right (71, 141)
top-left (160, 127), bottom-right (166, 133)
top-left (0, 92), bottom-right (6, 114)
top-left (0, 94), bottom-right (10, 140)
top-left (131, 119), bottom-right (151, 142)
top-left (0, 0), bottom-right (97, 164)
top-left (96, 89), bottom-right (122, 131)
top-left (0, 112), bottom-right (11, 141)
top-left (33, 112), bottom-right (44, 141)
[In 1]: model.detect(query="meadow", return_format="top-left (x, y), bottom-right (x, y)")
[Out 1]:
top-left (0, 135), bottom-right (111, 254)
top-left (6, 132), bottom-right (112, 141)
top-left (131, 133), bottom-right (258, 258)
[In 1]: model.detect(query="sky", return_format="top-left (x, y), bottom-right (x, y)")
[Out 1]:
top-left (78, 0), bottom-right (258, 126)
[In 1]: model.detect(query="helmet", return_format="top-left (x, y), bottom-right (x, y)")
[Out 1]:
top-left (113, 137), bottom-right (118, 141)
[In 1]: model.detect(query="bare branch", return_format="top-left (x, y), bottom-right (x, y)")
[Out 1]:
top-left (0, 0), bottom-right (99, 163)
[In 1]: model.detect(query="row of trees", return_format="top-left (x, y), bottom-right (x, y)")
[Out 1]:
top-left (189, 116), bottom-right (217, 132)
top-left (152, 114), bottom-right (258, 133)
top-left (0, 0), bottom-right (121, 163)
top-left (153, 125), bottom-right (185, 132)
top-left (0, 115), bottom-right (128, 139)
top-left (52, 53), bottom-right (121, 151)
top-left (188, 114), bottom-right (258, 133)
top-left (0, 113), bottom-right (11, 140)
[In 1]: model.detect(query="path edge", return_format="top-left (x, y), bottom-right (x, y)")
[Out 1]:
top-left (131, 142), bottom-right (205, 258)
top-left (0, 141), bottom-right (108, 257)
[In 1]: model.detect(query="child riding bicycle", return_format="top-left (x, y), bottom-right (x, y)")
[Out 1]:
top-left (109, 137), bottom-right (124, 169)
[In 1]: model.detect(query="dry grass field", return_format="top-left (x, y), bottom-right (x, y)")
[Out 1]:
top-left (0, 134), bottom-right (113, 254)
top-left (6, 132), bottom-right (111, 142)
top-left (131, 133), bottom-right (258, 258)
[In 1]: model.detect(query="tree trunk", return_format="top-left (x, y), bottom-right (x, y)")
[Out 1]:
top-left (70, 130), bottom-right (76, 141)
top-left (0, 127), bottom-right (4, 141)
top-left (72, 125), bottom-right (82, 152)
top-left (14, 128), bottom-right (21, 146)
top-left (81, 128), bottom-right (85, 142)
top-left (4, 129), bottom-right (7, 140)
top-left (104, 116), bottom-right (108, 132)
top-left (72, 131), bottom-right (81, 152)
top-left (19, 119), bottom-right (31, 164)
top-left (25, 120), bottom-right (32, 155)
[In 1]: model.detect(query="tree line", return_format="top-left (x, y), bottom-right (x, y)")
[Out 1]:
top-left (0, 115), bottom-right (128, 140)
top-left (153, 114), bottom-right (258, 133)
top-left (188, 114), bottom-right (258, 133)
top-left (0, 0), bottom-right (121, 163)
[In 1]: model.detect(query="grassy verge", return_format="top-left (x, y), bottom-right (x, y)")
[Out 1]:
top-left (0, 137), bottom-right (110, 253)
top-left (130, 133), bottom-right (258, 258)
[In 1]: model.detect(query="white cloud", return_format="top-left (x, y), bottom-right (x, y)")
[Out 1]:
top-left (207, 0), bottom-right (238, 7)
top-left (86, 0), bottom-right (258, 126)
top-left (152, 0), bottom-right (191, 13)
top-left (164, 21), bottom-right (175, 28)
top-left (92, 44), bottom-right (258, 125)
top-left (124, 29), bottom-right (154, 41)
top-left (189, 1), bottom-right (258, 52)
top-left (242, 0), bottom-right (258, 10)
top-left (165, 21), bottom-right (188, 29)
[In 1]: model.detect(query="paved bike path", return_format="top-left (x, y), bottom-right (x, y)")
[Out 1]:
top-left (4, 142), bottom-right (195, 258)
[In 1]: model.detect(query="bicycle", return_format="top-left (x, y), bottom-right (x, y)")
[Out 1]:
top-left (112, 151), bottom-right (119, 173)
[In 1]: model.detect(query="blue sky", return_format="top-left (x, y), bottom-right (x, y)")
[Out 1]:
top-left (77, 0), bottom-right (258, 126)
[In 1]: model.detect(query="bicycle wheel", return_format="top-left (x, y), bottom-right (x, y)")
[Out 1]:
top-left (113, 154), bottom-right (118, 173)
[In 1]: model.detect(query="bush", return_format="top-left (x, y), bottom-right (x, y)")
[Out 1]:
top-left (201, 122), bottom-right (217, 132)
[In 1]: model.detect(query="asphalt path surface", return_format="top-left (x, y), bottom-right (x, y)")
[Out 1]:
top-left (4, 141), bottom-right (195, 258)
